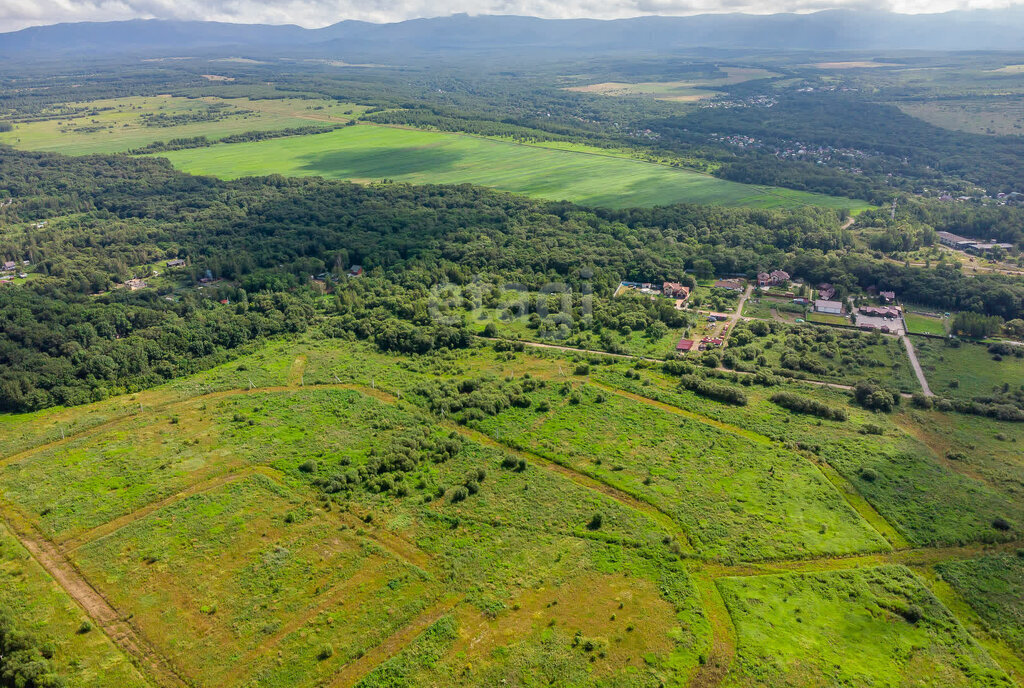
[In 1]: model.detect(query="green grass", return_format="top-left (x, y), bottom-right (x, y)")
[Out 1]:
top-left (0, 96), bottom-right (365, 155)
top-left (469, 381), bottom-right (887, 561)
top-left (912, 338), bottom-right (1024, 401)
top-left (0, 521), bottom-right (149, 688)
top-left (157, 124), bottom-right (871, 210)
top-left (936, 554), bottom-right (1024, 658)
top-left (719, 565), bottom-right (1013, 687)
top-left (806, 312), bottom-right (850, 326)
top-left (905, 312), bottom-right (949, 336)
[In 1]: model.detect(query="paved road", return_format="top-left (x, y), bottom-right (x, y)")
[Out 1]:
top-left (901, 334), bottom-right (933, 396)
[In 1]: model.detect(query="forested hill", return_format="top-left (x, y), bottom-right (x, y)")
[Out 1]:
top-left (0, 147), bottom-right (1021, 411)
top-left (4, 9), bottom-right (1024, 58)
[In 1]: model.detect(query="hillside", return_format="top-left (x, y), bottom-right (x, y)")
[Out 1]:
top-left (4, 9), bottom-right (1024, 58)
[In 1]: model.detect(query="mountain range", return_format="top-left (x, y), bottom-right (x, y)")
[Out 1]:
top-left (3, 9), bottom-right (1024, 59)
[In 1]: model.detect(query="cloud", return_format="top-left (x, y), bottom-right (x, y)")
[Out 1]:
top-left (0, 0), bottom-right (1019, 32)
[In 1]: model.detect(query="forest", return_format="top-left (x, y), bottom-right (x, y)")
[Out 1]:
top-left (1, 147), bottom-right (1022, 412)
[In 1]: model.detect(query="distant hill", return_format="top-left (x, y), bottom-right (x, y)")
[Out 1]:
top-left (3, 9), bottom-right (1024, 58)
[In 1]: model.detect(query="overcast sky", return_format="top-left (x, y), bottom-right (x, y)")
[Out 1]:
top-left (1, 0), bottom-right (1020, 32)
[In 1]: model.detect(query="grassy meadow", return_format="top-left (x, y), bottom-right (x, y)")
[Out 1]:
top-left (157, 124), bottom-right (870, 210)
top-left (912, 338), bottom-right (1024, 401)
top-left (0, 96), bottom-right (366, 155)
top-left (719, 566), bottom-right (1014, 687)
top-left (1, 336), bottom-right (1022, 686)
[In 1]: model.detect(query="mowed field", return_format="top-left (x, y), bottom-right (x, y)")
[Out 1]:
top-left (158, 124), bottom-right (869, 209)
top-left (0, 96), bottom-right (366, 155)
top-left (564, 67), bottom-right (780, 102)
top-left (1, 336), bottom-right (1022, 686)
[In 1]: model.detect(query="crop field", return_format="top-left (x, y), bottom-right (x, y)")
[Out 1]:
top-left (157, 124), bottom-right (870, 210)
top-left (912, 338), bottom-right (1024, 401)
top-left (0, 96), bottom-right (365, 155)
top-left (719, 566), bottom-right (1013, 687)
top-left (2, 336), bottom-right (1023, 686)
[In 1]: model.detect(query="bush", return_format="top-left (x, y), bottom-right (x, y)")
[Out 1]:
top-left (298, 460), bottom-right (317, 473)
top-left (450, 486), bottom-right (469, 503)
top-left (318, 643), bottom-right (334, 660)
top-left (677, 375), bottom-right (747, 406)
top-left (770, 392), bottom-right (847, 421)
top-left (587, 513), bottom-right (603, 530)
top-left (853, 380), bottom-right (898, 412)
top-left (573, 364), bottom-right (590, 375)
top-left (993, 517), bottom-right (1012, 531)
top-left (858, 467), bottom-right (878, 482)
top-left (900, 604), bottom-right (923, 624)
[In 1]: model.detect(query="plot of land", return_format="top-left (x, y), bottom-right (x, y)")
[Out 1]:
top-left (936, 554), bottom-right (1024, 658)
top-left (0, 96), bottom-right (365, 155)
top-left (719, 566), bottom-right (1013, 687)
top-left (565, 67), bottom-right (779, 101)
top-left (157, 124), bottom-right (868, 210)
top-left (912, 338), bottom-right (1024, 401)
top-left (897, 99), bottom-right (1024, 136)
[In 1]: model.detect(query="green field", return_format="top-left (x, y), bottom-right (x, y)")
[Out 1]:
top-left (0, 96), bottom-right (366, 155)
top-left (719, 566), bottom-right (1013, 687)
top-left (3, 337), bottom-right (1024, 686)
top-left (157, 124), bottom-right (871, 210)
top-left (905, 311), bottom-right (949, 335)
top-left (937, 554), bottom-right (1024, 657)
top-left (912, 338), bottom-right (1024, 400)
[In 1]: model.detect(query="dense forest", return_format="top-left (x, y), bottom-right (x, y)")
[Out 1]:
top-left (1, 147), bottom-right (1022, 412)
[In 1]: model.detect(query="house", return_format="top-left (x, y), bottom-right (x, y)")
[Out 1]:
top-left (817, 284), bottom-right (836, 300)
top-left (699, 336), bottom-right (724, 350)
top-left (1, 261), bottom-right (15, 272)
top-left (879, 291), bottom-right (896, 303)
top-left (676, 338), bottom-right (695, 353)
top-left (347, 265), bottom-right (364, 278)
top-left (166, 258), bottom-right (186, 268)
top-left (713, 279), bottom-right (744, 291)
top-left (966, 242), bottom-right (1015, 256)
top-left (859, 305), bottom-right (900, 319)
top-left (814, 299), bottom-right (844, 315)
top-left (663, 282), bottom-right (689, 299)
top-left (757, 269), bottom-right (790, 287)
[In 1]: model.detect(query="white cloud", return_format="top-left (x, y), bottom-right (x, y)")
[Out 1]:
top-left (0, 0), bottom-right (1020, 32)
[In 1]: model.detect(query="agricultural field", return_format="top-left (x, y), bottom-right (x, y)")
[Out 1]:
top-left (912, 338), bottom-right (1024, 401)
top-left (719, 566), bottom-right (1014, 687)
top-left (157, 124), bottom-right (870, 210)
top-left (564, 67), bottom-right (779, 102)
top-left (897, 99), bottom-right (1024, 136)
top-left (0, 96), bottom-right (366, 155)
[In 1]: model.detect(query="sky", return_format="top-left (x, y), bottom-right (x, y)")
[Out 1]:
top-left (1, 0), bottom-right (1020, 32)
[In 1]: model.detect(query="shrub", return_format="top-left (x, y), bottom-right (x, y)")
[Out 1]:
top-left (587, 513), bottom-right (603, 530)
top-left (318, 643), bottom-right (334, 660)
top-left (993, 517), bottom-right (1012, 531)
top-left (900, 604), bottom-right (923, 624)
top-left (853, 380), bottom-right (898, 412)
top-left (450, 486), bottom-right (469, 503)
top-left (858, 467), bottom-right (878, 482)
top-left (573, 364), bottom-right (590, 375)
top-left (78, 619), bottom-right (93, 634)
top-left (298, 460), bottom-right (317, 473)
top-left (770, 392), bottom-right (847, 421)
top-left (678, 375), bottom-right (747, 406)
